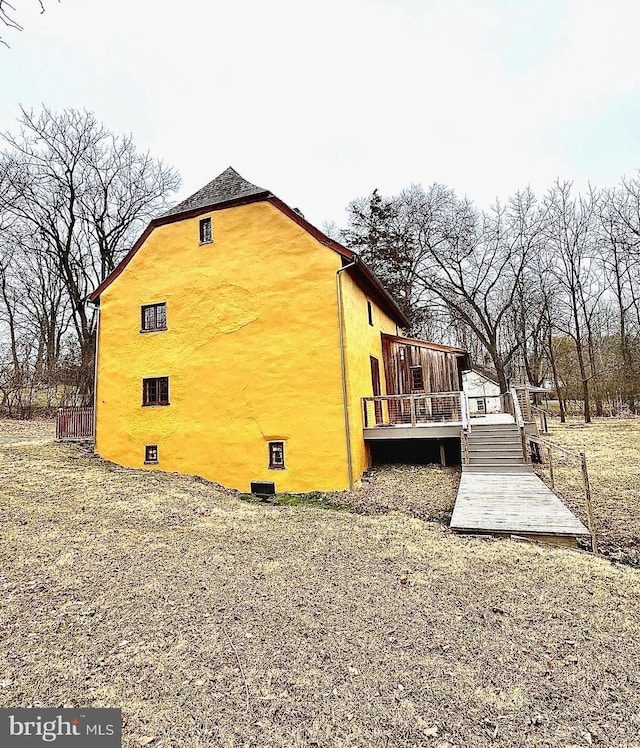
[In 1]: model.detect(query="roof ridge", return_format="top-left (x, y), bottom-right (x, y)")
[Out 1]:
top-left (162, 166), bottom-right (270, 218)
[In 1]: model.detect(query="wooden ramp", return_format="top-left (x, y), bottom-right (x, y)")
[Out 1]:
top-left (451, 472), bottom-right (590, 546)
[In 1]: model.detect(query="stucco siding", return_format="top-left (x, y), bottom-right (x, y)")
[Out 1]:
top-left (339, 271), bottom-right (400, 484)
top-left (95, 201), bottom-right (350, 492)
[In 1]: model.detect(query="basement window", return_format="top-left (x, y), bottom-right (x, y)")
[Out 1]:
top-left (268, 441), bottom-right (285, 470)
top-left (251, 481), bottom-right (276, 496)
top-left (142, 377), bottom-right (169, 406)
top-left (410, 366), bottom-right (424, 392)
top-left (199, 217), bottom-right (213, 244)
top-left (367, 299), bottom-right (374, 326)
top-left (141, 302), bottom-right (167, 332)
top-left (144, 445), bottom-right (159, 464)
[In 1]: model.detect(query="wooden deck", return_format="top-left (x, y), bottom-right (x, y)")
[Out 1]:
top-left (450, 472), bottom-right (590, 545)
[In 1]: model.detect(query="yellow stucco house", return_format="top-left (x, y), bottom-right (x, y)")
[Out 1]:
top-left (89, 168), bottom-right (467, 493)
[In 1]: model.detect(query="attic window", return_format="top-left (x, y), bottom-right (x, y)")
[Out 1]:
top-left (199, 217), bottom-right (213, 244)
top-left (144, 445), bottom-right (159, 464)
top-left (268, 441), bottom-right (285, 470)
top-left (367, 300), bottom-right (374, 326)
top-left (410, 366), bottom-right (424, 392)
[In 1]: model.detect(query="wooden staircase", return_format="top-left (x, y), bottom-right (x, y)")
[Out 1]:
top-left (463, 422), bottom-right (533, 474)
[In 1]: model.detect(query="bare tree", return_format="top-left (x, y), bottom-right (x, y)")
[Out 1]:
top-left (541, 182), bottom-right (603, 422)
top-left (0, 1), bottom-right (56, 46)
top-left (0, 106), bottom-right (180, 405)
top-left (598, 182), bottom-right (640, 407)
top-left (343, 184), bottom-right (548, 392)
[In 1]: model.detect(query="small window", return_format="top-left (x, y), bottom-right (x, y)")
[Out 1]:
top-left (145, 445), bottom-right (158, 464)
top-left (268, 441), bottom-right (285, 470)
top-left (141, 303), bottom-right (167, 332)
top-left (477, 399), bottom-right (485, 412)
top-left (410, 366), bottom-right (424, 392)
top-left (199, 217), bottom-right (213, 244)
top-left (367, 299), bottom-right (374, 326)
top-left (142, 377), bottom-right (169, 406)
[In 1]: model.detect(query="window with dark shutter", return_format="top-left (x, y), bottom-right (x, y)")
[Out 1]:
top-left (141, 303), bottom-right (167, 332)
top-left (367, 299), bottom-right (374, 326)
top-left (268, 441), bottom-right (285, 470)
top-left (199, 217), bottom-right (213, 244)
top-left (142, 377), bottom-right (170, 406)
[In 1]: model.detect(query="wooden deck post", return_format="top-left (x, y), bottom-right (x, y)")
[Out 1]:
top-left (547, 447), bottom-right (555, 490)
top-left (461, 430), bottom-right (469, 465)
top-left (439, 440), bottom-right (446, 467)
top-left (581, 452), bottom-right (598, 553)
top-left (520, 426), bottom-right (529, 462)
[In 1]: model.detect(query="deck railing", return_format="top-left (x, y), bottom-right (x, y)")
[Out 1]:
top-left (362, 392), bottom-right (462, 428)
top-left (513, 385), bottom-right (533, 422)
top-left (530, 405), bottom-right (551, 434)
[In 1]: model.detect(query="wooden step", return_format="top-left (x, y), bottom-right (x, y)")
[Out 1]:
top-left (462, 463), bottom-right (534, 474)
top-left (469, 424), bottom-right (518, 431)
top-left (469, 442), bottom-right (522, 451)
top-left (468, 457), bottom-right (525, 463)
top-left (469, 444), bottom-right (522, 459)
top-left (469, 432), bottom-right (520, 439)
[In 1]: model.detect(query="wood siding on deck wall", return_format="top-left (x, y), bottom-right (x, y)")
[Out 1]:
top-left (382, 336), bottom-right (464, 394)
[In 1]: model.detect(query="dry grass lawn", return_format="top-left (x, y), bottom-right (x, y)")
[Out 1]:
top-left (1, 420), bottom-right (640, 747)
top-left (537, 417), bottom-right (640, 564)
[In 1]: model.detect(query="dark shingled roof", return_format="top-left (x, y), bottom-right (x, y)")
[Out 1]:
top-left (90, 166), bottom-right (410, 327)
top-left (163, 166), bottom-right (270, 218)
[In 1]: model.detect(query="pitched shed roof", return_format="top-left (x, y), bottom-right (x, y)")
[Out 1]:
top-left (89, 168), bottom-right (409, 327)
top-left (162, 167), bottom-right (270, 218)
top-left (470, 365), bottom-right (500, 385)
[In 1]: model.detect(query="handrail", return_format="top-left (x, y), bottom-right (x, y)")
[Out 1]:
top-left (526, 434), bottom-right (577, 460)
top-left (510, 388), bottom-right (525, 428)
top-left (525, 433), bottom-right (598, 553)
top-left (509, 388), bottom-right (529, 464)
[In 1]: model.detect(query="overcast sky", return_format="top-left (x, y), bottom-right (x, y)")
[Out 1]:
top-left (2, 0), bottom-right (640, 228)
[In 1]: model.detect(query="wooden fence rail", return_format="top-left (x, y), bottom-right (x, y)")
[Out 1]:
top-left (56, 407), bottom-right (94, 441)
top-left (526, 433), bottom-right (597, 553)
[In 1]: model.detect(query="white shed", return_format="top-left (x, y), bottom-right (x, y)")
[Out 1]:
top-left (462, 368), bottom-right (502, 415)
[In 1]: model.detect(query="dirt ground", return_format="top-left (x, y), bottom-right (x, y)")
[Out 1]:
top-left (536, 416), bottom-right (640, 565)
top-left (1, 419), bottom-right (640, 747)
